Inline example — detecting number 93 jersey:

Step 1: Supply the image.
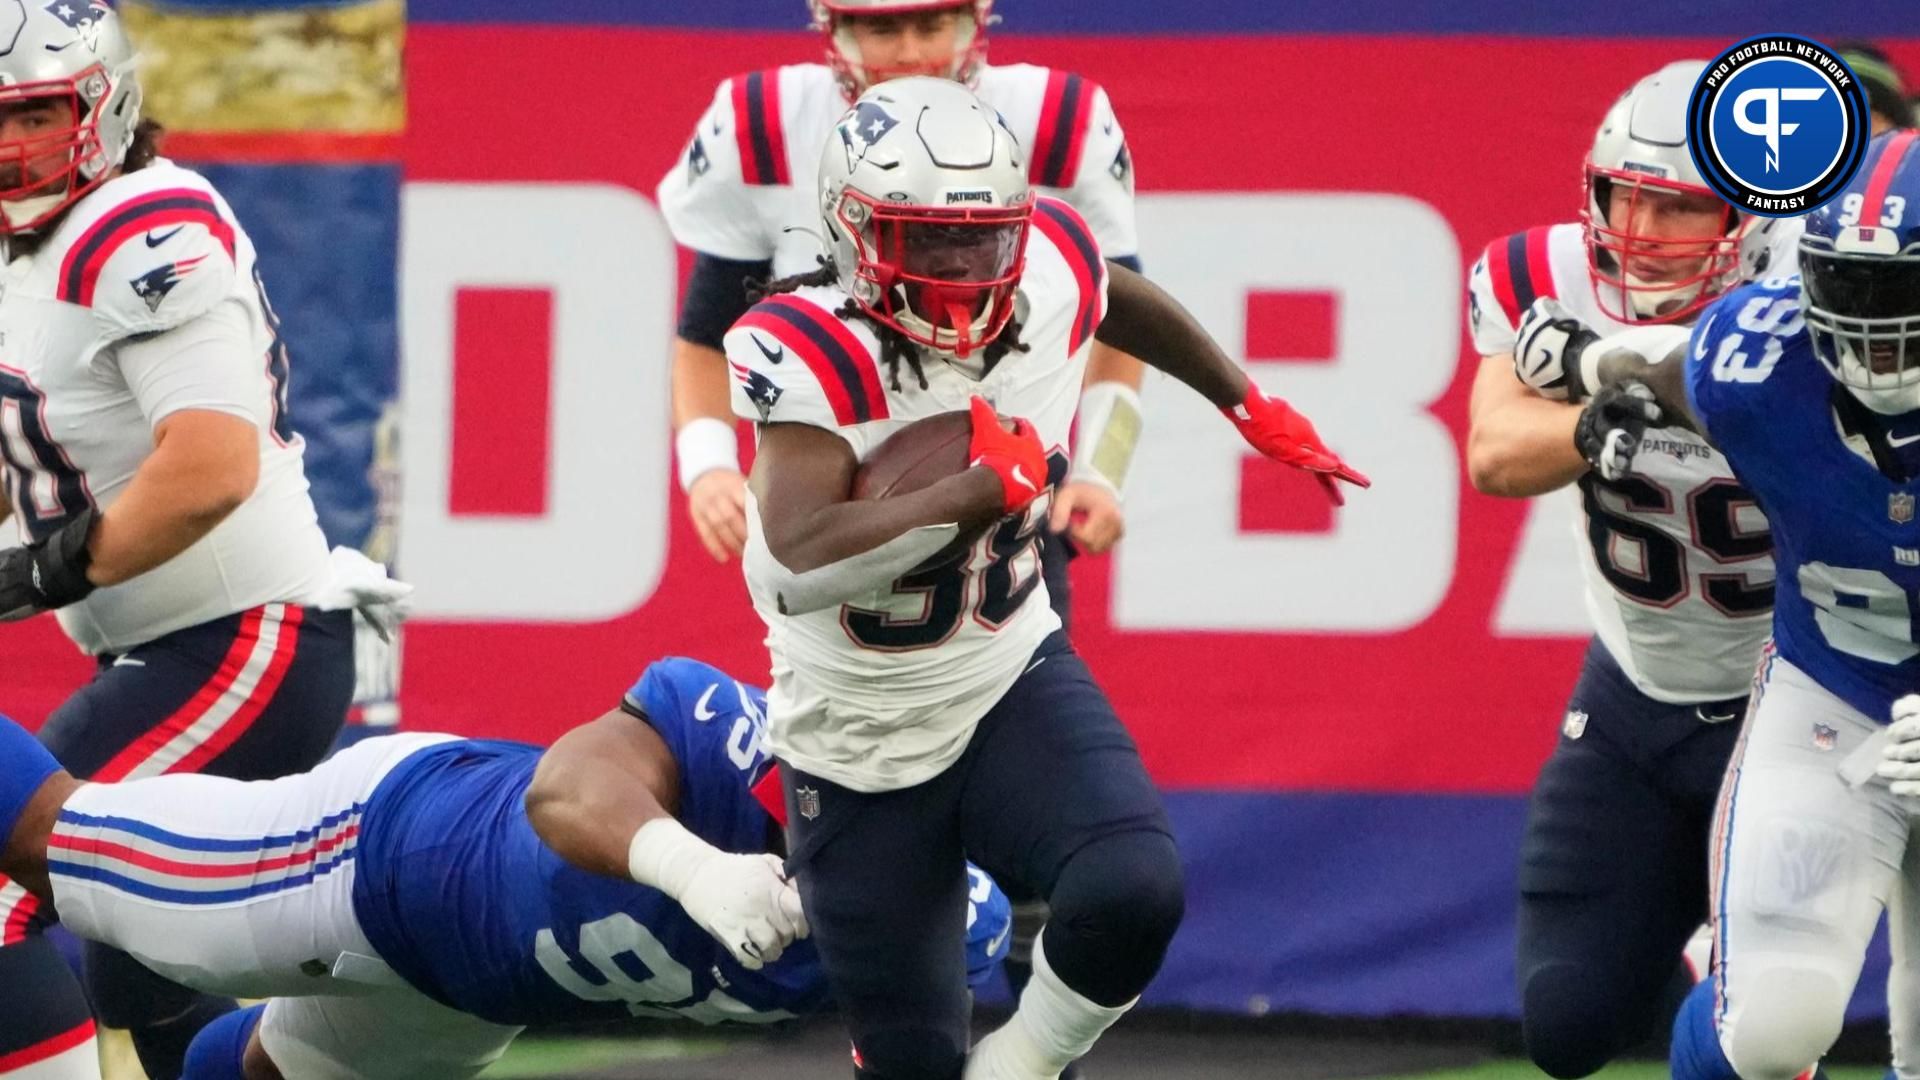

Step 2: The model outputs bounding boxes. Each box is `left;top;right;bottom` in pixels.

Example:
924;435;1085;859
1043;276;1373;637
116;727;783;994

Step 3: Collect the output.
1688;277;1920;724
1468;222;1780;702
724;198;1106;793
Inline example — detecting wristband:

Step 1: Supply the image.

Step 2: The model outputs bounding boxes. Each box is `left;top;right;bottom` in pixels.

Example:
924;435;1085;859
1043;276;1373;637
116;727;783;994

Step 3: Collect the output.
675;418;741;493
626;816;710;898
1070;381;1143;498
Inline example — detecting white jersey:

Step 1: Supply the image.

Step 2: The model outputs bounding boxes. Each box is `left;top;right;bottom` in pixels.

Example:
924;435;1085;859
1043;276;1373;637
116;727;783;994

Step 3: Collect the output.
1467;221;1794;702
726;198;1107;792
0;161;330;655
659;61;1137;275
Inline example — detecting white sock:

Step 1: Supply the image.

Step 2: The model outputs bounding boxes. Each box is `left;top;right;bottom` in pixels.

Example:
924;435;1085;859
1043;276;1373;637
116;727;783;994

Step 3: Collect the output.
965;930;1133;1080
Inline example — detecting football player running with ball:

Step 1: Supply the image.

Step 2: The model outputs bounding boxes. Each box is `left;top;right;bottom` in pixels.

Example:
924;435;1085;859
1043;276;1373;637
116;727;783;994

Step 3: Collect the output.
1465;60;1798;1078
723;77;1365;1080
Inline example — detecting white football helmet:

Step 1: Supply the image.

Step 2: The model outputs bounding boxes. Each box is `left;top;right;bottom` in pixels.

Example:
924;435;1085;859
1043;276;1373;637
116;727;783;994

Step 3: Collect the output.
809;0;993;99
0;0;142;233
1584;60;1751;323
818;76;1032;358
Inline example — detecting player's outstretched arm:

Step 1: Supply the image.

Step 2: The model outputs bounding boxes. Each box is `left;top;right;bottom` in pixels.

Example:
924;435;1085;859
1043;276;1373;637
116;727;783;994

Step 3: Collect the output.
1514;298;1701;434
526;709;807;970
745;417;1013;615
1094;261;1368;503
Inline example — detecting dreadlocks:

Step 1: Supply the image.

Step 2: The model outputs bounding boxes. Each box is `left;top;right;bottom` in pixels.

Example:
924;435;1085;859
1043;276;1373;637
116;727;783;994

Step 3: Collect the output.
751;257;1032;393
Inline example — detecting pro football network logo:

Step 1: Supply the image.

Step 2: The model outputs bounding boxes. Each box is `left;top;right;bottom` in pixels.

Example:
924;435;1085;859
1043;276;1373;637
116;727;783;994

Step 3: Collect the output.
1686;35;1869;217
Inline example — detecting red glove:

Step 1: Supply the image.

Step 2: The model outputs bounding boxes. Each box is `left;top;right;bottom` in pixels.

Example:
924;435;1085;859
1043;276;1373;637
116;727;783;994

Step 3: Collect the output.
1224;390;1371;506
969;396;1049;514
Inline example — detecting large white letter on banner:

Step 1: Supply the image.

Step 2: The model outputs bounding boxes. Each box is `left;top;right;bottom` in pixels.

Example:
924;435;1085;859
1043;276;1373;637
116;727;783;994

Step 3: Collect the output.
401;183;673;620
1114;193;1459;632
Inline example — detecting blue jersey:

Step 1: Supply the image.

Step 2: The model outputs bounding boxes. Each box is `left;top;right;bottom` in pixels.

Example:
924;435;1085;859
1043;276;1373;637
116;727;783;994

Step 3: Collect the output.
1687;277;1920;723
351;658;819;1025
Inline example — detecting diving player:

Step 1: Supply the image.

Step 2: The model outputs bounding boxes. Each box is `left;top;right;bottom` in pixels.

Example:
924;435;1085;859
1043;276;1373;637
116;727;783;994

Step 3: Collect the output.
725;77;1365;1080
0;656;1013;1080
1465;60;1794;1077
1512;129;1920;1080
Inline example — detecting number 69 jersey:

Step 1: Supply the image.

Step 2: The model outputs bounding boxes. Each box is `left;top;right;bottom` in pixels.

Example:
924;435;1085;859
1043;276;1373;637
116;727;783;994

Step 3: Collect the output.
1468;222;1778;703
0;161;329;655
1687;278;1920;723
724;198;1106;794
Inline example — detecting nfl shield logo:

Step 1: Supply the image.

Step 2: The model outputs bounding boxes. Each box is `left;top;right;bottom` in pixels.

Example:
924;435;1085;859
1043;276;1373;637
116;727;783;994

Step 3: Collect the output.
1812;723;1838;752
1892;492;1915;524
1562;710;1588;740
795;786;822;821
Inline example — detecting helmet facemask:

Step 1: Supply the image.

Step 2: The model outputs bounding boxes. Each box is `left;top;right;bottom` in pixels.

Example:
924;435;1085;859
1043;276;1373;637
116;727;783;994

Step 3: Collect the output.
833;185;1029;359
0;64;125;234
814;0;987;98
1584;165;1747;323
1801;239;1920;415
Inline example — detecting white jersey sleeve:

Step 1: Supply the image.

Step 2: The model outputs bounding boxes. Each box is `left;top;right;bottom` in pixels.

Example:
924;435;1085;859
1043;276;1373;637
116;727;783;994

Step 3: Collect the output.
108;300;270;430
77;196;240;344
657;74;779;261
1466;227;1567;358
1027;197;1112;360
723;287;891;458
1026;73;1138;262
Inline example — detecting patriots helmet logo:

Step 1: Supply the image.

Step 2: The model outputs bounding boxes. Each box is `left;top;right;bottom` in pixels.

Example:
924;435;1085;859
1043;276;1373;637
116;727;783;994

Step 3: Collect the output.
837;101;898;171
45;1;107;30
129;255;206;314
729;356;784;422
687;135;711;179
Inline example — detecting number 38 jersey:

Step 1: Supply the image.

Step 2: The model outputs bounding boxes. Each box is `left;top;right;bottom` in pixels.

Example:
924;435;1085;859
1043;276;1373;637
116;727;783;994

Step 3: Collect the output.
0;161;329;655
1468;222;1779;702
1688;278;1920;723
724;198;1107;793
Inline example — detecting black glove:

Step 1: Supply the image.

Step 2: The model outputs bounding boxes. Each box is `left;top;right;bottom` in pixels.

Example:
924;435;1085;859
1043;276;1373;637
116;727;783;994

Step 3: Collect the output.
0;508;97;621
1574;383;1663;482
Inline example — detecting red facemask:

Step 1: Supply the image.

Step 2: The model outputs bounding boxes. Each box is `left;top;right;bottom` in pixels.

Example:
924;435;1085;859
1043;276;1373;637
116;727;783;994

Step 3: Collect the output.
838;187;1031;357
1583;165;1746;323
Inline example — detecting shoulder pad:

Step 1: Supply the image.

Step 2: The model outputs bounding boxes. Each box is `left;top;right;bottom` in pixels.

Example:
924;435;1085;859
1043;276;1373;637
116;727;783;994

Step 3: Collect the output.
1477;226;1560;329
1027;70;1106;190
1030;197;1108;355
729;69;793;188
58;179;237;335
727;292;890;428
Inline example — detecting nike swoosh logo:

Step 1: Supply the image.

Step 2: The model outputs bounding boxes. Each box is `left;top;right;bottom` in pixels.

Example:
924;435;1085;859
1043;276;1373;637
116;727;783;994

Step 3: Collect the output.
1009;465;1037;493
752;335;784;365
1890;432;1920;449
145;227;184;248
693;683;719;721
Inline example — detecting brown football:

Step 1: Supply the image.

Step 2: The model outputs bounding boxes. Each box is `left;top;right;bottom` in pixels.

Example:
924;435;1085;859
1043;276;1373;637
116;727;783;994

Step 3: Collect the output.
851;410;997;500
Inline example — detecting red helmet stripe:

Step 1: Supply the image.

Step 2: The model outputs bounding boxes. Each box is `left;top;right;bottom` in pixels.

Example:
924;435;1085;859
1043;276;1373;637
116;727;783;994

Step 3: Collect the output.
1034;198;1103;352
1860;129;1919;231
731;71;791;187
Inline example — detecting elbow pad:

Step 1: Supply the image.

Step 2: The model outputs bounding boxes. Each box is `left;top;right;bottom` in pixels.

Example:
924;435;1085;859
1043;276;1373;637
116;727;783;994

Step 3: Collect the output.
746;519;964;616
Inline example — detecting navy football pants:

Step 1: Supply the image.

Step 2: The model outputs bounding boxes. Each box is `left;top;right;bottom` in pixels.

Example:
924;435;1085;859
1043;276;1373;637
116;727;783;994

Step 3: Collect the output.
782;632;1183;1080
1516;638;1746;1078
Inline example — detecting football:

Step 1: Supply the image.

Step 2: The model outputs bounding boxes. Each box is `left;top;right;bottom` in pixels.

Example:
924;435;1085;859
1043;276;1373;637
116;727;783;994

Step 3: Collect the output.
851;410;997;500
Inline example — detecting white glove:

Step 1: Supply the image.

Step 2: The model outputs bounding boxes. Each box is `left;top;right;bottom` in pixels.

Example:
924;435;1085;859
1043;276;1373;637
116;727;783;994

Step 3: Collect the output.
313;547;413;642
627;818;808;970
1877;695;1920;796
1513;298;1600;401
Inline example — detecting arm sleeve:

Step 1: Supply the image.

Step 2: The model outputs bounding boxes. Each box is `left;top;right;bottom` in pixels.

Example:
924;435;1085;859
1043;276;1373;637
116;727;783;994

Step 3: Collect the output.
1056;83;1139;263
656;78;777;262
677;253;774;351
107;299;270;430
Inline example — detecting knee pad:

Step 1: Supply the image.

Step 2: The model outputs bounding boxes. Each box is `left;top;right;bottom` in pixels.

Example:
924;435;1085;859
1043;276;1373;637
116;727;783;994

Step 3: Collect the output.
182;1004;264;1080
1723;967;1847;1080
1043;830;1185;1005
1520;960;1622;1079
